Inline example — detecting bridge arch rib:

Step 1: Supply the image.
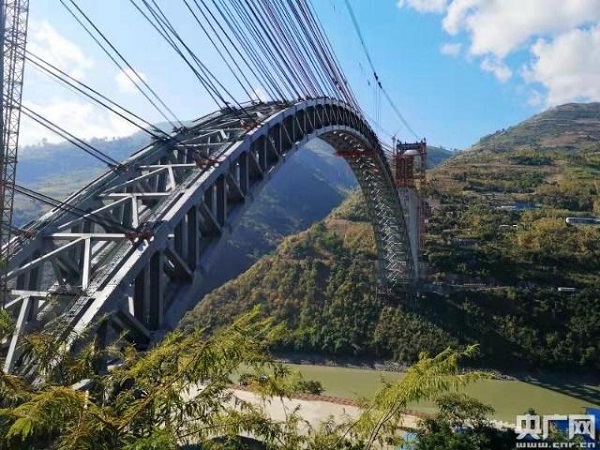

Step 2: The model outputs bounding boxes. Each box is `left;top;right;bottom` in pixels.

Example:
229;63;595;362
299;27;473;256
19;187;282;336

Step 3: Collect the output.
2;98;415;373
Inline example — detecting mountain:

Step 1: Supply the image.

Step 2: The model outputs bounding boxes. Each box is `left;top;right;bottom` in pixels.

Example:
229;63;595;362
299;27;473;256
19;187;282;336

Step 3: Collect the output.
427;145;454;167
182;103;600;371
434;103;600;211
181;192;457;362
467;102;600;155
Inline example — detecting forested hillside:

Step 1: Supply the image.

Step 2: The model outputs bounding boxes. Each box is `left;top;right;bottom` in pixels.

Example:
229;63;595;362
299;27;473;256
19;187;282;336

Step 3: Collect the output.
181;193;457;363
183;103;600;371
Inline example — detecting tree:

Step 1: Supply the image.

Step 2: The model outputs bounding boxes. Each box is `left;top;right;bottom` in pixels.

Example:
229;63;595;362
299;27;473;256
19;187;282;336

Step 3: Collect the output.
346;347;485;449
0;310;484;449
1;310;291;449
436;393;494;428
414;393;515;450
293;379;324;395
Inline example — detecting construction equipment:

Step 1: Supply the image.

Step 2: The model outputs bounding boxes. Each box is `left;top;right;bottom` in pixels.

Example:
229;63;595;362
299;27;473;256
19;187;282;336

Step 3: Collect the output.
0;0;30;307
392;139;428;279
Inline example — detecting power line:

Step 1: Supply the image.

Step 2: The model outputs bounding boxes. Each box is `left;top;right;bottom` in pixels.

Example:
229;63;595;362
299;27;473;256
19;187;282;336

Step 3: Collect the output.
342;0;420;140
26;52;167;141
60;0;183;128
20;104;123;168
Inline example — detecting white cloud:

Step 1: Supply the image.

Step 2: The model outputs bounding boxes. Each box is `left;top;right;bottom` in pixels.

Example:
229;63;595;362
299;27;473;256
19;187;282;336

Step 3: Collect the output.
527;90;545;107
443;0;480;34
524;26;600;105
399;0;600;105
22;23;139;147
442;0;600;58
397;0;448;13
480;56;512;82
440;42;461;56
116;68;148;94
20;99;138;147
28;21;94;80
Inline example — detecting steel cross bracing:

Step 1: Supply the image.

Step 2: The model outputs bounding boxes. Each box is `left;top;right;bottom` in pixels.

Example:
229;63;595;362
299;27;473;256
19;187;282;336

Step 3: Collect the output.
0;0;29;306
1;97;416;374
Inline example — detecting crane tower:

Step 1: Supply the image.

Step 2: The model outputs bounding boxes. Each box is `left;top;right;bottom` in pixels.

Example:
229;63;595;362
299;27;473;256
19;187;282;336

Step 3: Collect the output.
0;0;29;306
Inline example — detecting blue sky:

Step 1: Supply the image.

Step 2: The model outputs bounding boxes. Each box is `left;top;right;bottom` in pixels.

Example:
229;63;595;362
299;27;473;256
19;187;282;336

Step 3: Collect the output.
23;1;600;150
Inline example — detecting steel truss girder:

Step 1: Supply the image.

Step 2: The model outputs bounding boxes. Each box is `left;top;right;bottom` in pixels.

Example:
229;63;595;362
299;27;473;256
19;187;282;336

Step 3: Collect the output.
1;98;416;374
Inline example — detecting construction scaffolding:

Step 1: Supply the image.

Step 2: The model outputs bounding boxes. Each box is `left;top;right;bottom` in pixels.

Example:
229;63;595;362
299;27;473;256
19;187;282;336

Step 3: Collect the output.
392;139;427;278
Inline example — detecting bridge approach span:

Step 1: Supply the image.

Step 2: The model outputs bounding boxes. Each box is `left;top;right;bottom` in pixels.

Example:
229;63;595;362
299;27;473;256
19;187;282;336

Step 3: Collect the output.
2;98;415;373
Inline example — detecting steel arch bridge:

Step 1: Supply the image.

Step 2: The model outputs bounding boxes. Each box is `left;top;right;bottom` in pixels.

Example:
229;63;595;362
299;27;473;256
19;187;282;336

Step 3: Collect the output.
2;97;416;373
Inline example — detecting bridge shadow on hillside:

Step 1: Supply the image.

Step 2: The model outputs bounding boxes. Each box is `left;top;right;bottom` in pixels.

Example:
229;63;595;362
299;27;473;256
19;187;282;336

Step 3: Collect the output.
522;373;600;407
410;294;526;368
409;295;600;407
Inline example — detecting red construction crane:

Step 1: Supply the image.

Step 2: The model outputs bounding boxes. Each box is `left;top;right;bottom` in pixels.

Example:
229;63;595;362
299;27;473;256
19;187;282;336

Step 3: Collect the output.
0;0;30;306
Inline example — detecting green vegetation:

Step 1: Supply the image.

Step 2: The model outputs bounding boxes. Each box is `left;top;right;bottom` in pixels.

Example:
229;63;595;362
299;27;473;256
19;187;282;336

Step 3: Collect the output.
0;309;484;449
414;394;515;450
8;102;600;448
184;184;600;372
471;103;600;154
183;103;600;378
182;203;455;363
191;143;450;300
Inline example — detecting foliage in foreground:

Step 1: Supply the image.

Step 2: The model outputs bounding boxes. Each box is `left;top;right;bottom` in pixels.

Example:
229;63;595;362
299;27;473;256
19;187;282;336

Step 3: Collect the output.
0;310;484;449
414;393;516;450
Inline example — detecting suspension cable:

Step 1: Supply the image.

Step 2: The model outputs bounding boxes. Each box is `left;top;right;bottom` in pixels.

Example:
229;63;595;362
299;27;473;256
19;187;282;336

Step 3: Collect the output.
26;52;167;141
181;0;257;101
21;105;123;168
229;0;299;100
342;0;419;139
210;0;285;101
129;0;225;108
60;0;183;128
